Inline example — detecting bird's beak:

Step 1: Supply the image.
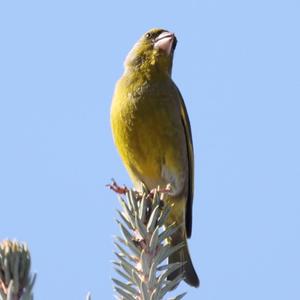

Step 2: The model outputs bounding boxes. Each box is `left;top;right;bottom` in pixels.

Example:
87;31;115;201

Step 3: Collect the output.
154;31;177;55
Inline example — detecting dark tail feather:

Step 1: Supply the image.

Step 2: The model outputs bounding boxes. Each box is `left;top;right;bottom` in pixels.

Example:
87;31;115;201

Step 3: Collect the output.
167;232;200;288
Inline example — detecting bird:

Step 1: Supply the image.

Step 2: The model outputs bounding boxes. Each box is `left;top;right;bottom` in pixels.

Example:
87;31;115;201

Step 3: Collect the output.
110;28;199;287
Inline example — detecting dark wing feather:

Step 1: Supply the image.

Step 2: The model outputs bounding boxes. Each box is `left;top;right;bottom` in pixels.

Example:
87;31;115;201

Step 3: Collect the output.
176;86;194;238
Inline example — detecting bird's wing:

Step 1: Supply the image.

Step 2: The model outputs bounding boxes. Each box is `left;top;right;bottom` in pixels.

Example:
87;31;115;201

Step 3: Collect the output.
176;87;194;238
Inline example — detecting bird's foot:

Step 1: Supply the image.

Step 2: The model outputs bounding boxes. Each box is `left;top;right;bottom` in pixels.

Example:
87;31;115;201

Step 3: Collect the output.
149;184;172;197
106;179;129;195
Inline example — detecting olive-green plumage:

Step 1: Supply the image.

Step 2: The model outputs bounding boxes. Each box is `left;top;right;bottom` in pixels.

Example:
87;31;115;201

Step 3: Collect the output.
111;28;199;287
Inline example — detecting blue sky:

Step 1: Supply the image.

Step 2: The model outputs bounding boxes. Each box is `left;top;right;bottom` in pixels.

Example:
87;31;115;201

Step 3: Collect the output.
1;1;300;299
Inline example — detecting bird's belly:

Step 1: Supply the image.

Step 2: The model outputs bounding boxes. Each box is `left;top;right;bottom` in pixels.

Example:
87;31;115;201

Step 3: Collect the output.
123;115;166;187
112;100;185;192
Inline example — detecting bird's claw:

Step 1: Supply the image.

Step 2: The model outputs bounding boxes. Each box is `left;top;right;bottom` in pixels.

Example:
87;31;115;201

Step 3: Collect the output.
106;179;129;195
149;185;172;197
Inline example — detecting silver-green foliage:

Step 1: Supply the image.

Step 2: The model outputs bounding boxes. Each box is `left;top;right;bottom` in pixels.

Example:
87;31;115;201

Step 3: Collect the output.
113;185;186;300
0;240;36;300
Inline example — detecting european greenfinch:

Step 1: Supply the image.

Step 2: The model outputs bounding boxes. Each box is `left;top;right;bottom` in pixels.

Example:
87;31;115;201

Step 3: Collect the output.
110;28;199;287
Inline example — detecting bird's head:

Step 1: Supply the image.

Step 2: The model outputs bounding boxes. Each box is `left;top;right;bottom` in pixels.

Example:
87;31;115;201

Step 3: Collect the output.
124;28;177;76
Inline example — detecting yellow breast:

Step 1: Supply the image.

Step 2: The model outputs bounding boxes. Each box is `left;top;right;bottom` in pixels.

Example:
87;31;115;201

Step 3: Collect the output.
110;72;187;191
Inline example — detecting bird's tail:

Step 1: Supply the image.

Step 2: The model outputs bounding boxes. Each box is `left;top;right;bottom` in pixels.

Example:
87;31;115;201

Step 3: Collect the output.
167;229;200;288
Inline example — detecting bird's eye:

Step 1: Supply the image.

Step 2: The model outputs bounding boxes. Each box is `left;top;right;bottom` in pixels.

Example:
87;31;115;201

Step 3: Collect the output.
145;32;151;39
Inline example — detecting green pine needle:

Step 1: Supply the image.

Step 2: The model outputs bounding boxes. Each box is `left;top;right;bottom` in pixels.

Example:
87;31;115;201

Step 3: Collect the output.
113;186;186;300
0;240;35;300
